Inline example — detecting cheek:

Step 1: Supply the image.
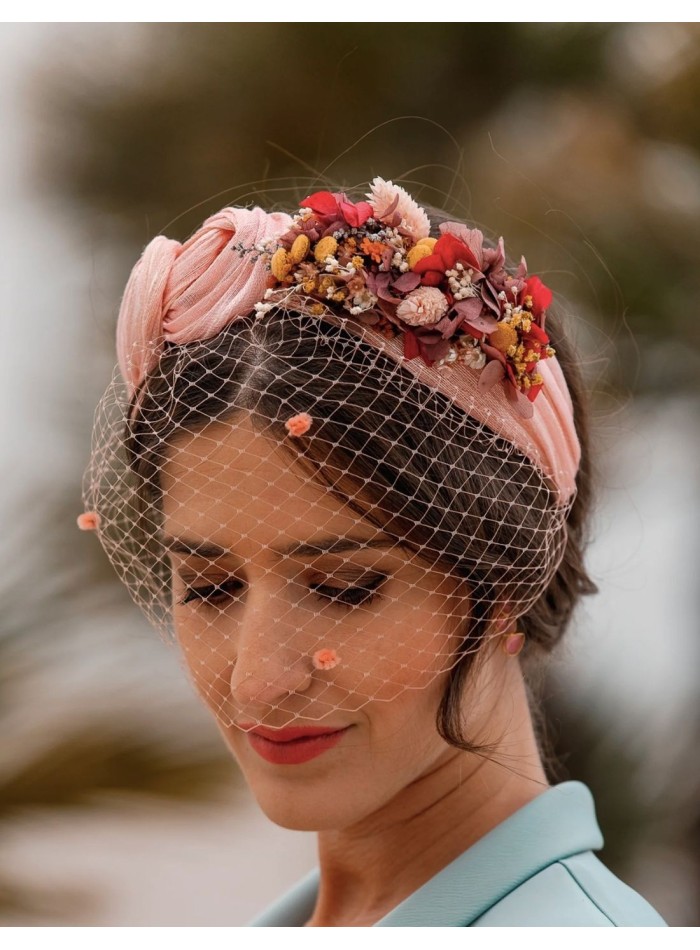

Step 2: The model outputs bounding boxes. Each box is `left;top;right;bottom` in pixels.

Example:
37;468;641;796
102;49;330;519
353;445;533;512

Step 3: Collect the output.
172;581;468;717
342;587;466;703
174;611;235;711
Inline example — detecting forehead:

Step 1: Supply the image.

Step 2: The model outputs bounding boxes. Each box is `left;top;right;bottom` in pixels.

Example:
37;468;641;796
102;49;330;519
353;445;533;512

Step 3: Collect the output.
160;413;370;550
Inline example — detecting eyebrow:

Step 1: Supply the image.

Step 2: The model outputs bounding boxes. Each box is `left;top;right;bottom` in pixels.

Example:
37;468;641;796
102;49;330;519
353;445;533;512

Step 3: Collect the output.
157;532;398;561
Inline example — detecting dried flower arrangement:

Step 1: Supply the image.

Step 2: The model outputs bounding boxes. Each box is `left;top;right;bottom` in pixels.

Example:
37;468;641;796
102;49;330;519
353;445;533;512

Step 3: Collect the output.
239;178;556;404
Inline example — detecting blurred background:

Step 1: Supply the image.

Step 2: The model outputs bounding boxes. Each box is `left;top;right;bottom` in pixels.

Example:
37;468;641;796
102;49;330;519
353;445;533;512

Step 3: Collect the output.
1;21;698;926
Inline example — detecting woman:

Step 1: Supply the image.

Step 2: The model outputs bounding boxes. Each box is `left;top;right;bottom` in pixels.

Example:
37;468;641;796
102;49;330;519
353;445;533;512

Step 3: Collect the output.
80;178;668;927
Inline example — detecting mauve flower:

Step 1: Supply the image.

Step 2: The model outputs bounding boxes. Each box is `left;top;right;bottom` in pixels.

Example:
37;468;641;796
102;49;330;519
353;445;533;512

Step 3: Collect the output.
366;177;431;240
396;287;449;326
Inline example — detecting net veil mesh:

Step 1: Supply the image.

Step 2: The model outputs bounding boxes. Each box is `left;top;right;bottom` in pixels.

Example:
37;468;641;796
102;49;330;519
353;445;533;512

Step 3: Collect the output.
83;302;575;734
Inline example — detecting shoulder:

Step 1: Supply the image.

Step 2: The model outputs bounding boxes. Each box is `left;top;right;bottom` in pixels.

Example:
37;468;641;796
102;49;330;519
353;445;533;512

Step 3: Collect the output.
471;851;668;927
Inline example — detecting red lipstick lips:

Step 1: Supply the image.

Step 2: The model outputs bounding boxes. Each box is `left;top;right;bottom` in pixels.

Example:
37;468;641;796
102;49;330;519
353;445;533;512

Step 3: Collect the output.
237;722;351;765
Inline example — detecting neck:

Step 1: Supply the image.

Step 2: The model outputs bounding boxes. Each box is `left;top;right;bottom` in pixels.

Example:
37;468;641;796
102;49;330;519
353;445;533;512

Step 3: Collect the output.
305;663;549;927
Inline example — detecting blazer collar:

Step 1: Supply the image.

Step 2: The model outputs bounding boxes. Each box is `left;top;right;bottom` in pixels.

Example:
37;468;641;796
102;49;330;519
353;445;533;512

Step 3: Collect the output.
248;780;604;927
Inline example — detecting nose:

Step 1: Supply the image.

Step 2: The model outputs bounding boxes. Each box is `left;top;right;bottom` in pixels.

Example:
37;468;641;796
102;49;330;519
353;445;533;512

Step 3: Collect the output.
228;588;314;714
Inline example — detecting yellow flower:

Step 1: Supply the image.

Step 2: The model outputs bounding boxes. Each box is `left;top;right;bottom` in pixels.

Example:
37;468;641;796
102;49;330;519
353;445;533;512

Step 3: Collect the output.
289;234;311;264
318;276;335;296
489;321;519;354
407;244;433;269
314;236;339;262
270;247;291;280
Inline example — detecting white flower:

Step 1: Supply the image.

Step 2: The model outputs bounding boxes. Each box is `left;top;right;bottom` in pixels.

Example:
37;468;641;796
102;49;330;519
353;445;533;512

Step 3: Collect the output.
396;287;448;326
459;343;487;369
366;177;431;241
253;301;274;318
348;287;378;313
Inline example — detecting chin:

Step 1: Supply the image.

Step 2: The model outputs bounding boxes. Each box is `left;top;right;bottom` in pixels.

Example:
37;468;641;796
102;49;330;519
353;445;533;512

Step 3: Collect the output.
250;781;356;831
223;725;386;829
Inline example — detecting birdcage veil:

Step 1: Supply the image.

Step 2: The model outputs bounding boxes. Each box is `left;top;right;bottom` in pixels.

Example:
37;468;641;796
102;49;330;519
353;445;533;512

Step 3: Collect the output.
80;179;580;733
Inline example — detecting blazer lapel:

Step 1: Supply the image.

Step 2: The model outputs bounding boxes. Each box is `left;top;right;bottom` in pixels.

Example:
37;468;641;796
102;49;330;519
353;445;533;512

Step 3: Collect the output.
374;781;603;926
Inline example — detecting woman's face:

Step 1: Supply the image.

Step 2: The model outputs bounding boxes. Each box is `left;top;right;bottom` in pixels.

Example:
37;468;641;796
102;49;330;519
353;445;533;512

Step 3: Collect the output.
159;414;481;831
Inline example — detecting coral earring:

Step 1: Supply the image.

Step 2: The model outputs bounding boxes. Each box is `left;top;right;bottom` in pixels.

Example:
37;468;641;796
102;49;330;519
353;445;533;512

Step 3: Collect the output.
502;632;525;656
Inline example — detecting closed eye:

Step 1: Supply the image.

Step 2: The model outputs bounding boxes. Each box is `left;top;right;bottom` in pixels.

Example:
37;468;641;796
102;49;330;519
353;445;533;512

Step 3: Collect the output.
177;574;387;610
178;578;243;607
310;575;386;609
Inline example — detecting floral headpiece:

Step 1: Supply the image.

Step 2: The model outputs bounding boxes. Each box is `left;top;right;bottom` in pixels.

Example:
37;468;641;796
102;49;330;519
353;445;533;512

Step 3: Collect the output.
245;178;556;405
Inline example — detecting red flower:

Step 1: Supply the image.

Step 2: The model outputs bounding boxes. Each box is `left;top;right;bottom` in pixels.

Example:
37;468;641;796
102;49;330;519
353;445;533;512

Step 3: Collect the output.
526;380;545;402
412;233;482;286
338;198;373;228
300;191;338;217
520;322;552;402
521;322;551;371
522;275;552;318
481;323;551;404
300;190;373;229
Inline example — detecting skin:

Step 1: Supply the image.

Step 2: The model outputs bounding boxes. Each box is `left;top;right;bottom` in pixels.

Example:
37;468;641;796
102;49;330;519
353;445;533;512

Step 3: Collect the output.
160;414;550;927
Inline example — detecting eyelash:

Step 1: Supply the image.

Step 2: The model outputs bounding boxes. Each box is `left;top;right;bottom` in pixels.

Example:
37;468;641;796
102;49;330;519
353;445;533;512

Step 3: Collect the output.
177;575;387;611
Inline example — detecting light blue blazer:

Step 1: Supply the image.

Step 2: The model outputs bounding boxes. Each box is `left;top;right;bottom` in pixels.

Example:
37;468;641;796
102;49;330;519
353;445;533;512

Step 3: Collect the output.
247;781;667;926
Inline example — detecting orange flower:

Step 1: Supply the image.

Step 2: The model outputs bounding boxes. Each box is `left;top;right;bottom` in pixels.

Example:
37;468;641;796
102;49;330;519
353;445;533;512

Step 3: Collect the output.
77;511;101;531
360;237;391;263
313;648;340;671
285;411;313;437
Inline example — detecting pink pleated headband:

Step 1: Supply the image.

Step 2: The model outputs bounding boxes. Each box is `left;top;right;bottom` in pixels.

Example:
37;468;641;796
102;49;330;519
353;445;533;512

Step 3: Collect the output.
116;180;581;504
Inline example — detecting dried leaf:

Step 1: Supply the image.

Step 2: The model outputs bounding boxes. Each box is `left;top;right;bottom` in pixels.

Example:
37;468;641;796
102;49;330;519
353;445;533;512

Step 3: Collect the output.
477;358;505;392
392;271;421;293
